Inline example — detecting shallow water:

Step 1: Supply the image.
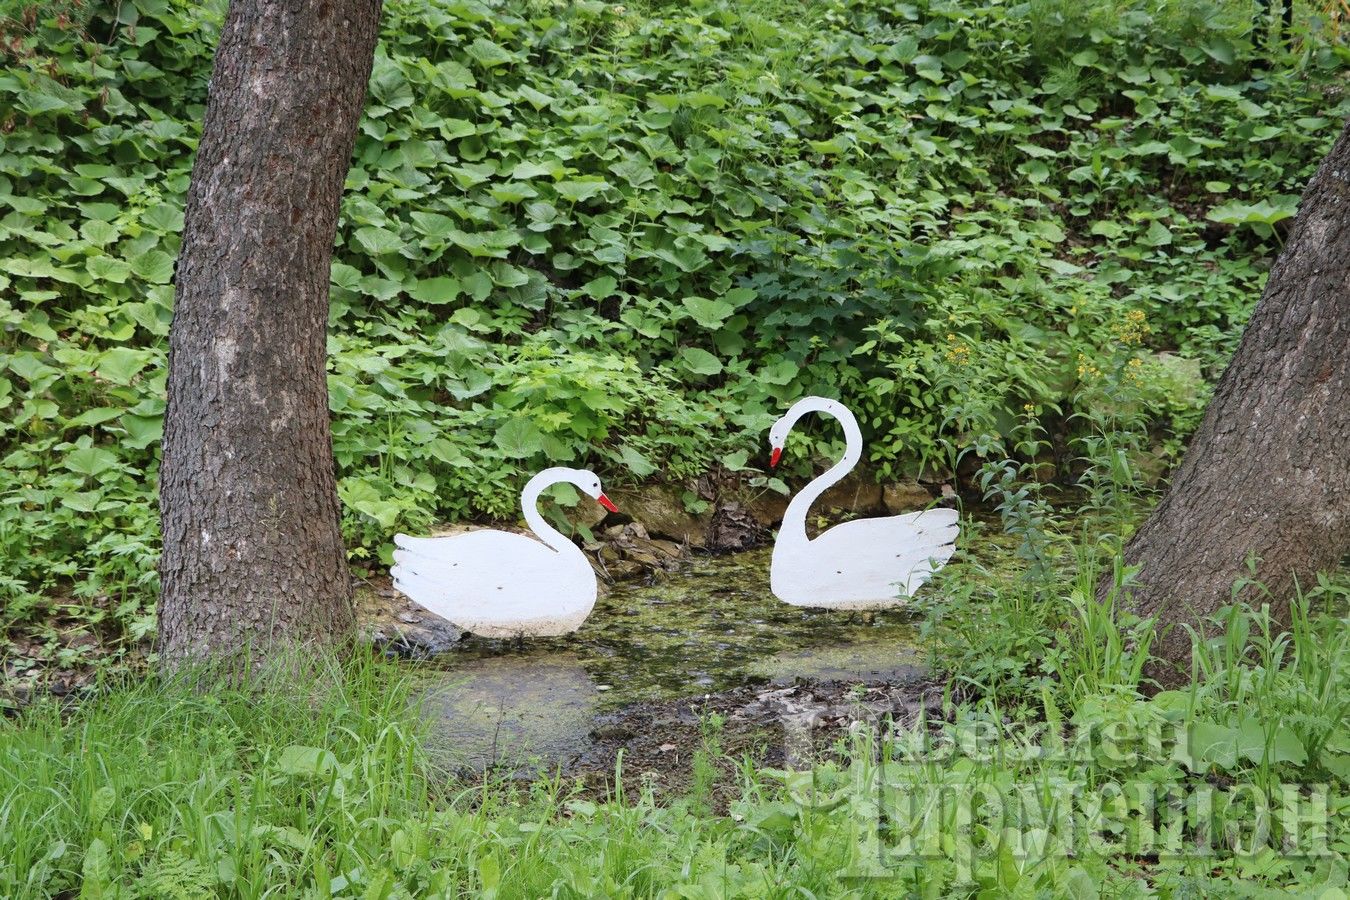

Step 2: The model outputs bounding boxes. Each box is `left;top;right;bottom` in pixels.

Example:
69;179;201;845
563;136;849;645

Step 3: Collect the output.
415;546;931;769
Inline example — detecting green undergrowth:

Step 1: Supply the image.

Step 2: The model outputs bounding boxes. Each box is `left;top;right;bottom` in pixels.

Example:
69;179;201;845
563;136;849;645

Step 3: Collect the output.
2;0;1347;663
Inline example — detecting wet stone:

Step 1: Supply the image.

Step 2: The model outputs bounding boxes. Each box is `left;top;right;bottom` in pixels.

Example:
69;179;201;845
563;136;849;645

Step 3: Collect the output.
357;584;466;657
609;484;710;548
882;480;933;514
707;502;763;552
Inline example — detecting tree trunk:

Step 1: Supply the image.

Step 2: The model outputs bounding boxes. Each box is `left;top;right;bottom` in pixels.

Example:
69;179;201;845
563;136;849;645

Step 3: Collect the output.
1113;121;1350;683
158;0;382;667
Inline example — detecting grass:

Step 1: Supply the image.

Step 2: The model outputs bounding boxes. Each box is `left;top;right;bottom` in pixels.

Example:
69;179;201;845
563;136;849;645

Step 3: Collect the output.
0;655;845;897
2;549;1346;897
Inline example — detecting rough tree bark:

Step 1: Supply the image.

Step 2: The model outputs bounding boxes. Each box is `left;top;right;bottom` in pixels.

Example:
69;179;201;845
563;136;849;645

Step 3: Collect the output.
158;0;382;667
1112;121;1350;682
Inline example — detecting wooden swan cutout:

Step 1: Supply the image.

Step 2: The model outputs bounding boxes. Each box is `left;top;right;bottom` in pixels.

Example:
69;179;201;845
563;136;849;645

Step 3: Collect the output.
391;467;618;637
768;397;958;609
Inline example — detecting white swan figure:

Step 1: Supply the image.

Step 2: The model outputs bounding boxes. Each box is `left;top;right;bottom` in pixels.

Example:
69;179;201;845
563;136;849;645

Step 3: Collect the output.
768;397;958;609
391;467;618;638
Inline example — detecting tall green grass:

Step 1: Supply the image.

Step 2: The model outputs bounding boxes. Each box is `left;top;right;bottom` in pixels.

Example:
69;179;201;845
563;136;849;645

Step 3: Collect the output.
0;656;848;897
0;657;429;896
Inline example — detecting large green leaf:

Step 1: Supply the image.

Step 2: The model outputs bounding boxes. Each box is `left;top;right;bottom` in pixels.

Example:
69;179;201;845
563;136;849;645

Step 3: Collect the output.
97;348;153;385
618;444;657;477
409;276;462;305
86;256;132;283
63;446;119;477
679;348;723;376
1208;197;1299;227
353;226;403;256
129;249;175;284
682;296;734;328
494;418;546;458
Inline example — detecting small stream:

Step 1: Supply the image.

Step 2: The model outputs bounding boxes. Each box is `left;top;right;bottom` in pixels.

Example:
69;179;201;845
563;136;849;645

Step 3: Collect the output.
414;546;932;770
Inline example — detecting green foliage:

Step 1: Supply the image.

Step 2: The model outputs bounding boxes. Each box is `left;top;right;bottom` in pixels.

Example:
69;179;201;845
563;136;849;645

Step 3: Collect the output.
1181;580;1350;786
2;0;1347;664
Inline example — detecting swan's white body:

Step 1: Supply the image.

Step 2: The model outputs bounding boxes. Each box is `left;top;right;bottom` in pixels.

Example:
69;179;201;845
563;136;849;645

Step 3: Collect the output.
769;397;958;609
391;467;615;638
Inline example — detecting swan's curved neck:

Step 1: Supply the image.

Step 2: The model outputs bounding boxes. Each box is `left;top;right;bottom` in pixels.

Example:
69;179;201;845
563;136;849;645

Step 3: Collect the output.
521;469;581;555
780;403;863;545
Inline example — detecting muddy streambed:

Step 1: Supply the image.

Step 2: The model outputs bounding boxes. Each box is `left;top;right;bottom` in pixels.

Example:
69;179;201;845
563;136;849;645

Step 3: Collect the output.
408;546;940;780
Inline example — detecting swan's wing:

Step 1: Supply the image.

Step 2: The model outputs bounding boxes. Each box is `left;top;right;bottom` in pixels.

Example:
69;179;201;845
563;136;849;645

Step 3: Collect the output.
886;506;959;534
812;509;959;597
391;532;548;609
824;509;959;551
392;531;548;581
885;509;959;594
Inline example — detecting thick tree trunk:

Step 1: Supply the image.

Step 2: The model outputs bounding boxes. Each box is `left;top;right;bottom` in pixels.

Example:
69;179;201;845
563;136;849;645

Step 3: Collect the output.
158;0;382;667
1113;121;1350;683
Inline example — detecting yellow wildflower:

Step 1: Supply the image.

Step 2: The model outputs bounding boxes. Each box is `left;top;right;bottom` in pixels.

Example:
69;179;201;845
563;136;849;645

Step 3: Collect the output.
1111;309;1152;346
944;338;970;366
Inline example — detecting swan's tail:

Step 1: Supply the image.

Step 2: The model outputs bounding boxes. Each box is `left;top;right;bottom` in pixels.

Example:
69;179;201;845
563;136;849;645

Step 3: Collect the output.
389;534;465;613
896;508;959;595
392;533;447;554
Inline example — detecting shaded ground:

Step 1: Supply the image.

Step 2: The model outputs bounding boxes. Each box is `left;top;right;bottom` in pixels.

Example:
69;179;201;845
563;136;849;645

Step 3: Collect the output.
565;675;950;807
423;669;949;810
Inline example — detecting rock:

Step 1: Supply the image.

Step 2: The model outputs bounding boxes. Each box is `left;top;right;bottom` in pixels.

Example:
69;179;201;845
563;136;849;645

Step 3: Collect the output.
648;538;683;559
595;522;686;577
606;521;644;541
742;490;789;527
590;721;634;741
707;502;764;553
609;484;709;548
571;497;612;533
356;583;466;657
593;546;644;581
882;480;931;514
626;547;662;568
818;472;884;515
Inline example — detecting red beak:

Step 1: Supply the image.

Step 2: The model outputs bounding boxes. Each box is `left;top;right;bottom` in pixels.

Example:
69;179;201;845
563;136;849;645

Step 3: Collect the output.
597;493;619;513
770;447;782;468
